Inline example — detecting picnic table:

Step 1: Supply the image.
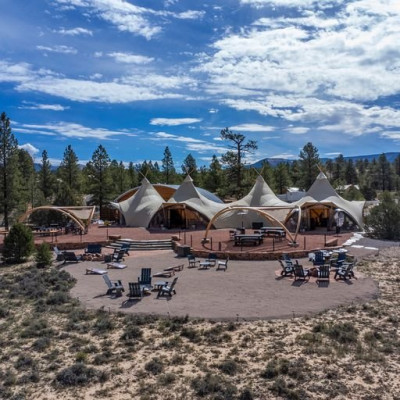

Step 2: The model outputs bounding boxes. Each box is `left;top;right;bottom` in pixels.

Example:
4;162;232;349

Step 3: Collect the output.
234;234;263;246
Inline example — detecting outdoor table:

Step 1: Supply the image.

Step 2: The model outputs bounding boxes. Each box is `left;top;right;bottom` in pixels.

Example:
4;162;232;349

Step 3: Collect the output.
234;234;264;246
199;261;212;269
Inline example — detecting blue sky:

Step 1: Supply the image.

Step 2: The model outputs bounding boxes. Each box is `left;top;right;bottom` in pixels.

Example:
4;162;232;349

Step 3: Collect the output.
1;0;400;168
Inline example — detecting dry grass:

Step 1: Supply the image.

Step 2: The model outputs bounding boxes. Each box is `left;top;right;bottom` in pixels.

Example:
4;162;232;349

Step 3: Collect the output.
0;248;399;399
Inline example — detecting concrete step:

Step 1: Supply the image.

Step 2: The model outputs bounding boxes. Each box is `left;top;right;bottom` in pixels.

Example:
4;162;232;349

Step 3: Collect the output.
106;238;173;251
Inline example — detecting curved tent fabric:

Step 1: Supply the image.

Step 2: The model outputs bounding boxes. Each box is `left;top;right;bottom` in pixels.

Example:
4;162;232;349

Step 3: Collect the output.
214;176;291;228
232;175;290;207
294;172;365;228
167;175;225;221
117;178;164;227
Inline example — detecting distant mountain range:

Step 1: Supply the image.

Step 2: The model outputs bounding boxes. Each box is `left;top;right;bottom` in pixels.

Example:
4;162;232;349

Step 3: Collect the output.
251;152;400;168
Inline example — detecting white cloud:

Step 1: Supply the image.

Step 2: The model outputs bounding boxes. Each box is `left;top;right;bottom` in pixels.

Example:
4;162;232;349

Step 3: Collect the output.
230;123;274;132
17;122;134;140
36;45;77;54
18;143;40;156
19;103;69;111
150;118;202;126
152;132;204;143
57;27;93;36
286;126;309;134
108;52;154;64
175;10;205;20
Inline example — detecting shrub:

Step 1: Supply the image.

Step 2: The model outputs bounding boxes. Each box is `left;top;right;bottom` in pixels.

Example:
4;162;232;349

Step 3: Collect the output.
35;242;52;268
55;363;100;386
218;359;240;376
191;373;237;398
3;223;35;263
144;358;164;375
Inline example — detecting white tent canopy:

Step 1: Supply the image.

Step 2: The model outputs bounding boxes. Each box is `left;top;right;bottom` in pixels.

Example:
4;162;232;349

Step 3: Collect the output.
114;178;164;227
294;172;365;228
167;175;224;221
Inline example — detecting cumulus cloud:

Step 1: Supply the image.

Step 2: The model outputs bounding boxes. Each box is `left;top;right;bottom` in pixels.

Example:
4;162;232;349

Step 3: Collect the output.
150;118;202;126
18;143;40;156
16;122;134;140
36;45;77;54
57;27;93;36
230;123;275;132
198;0;400;138
19;103;69;111
108;52;154;64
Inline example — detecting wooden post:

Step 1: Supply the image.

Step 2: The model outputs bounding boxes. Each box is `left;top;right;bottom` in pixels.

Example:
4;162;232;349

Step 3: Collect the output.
304;236;306;249
190;235;193;247
273;238;275;252
219;241;221;251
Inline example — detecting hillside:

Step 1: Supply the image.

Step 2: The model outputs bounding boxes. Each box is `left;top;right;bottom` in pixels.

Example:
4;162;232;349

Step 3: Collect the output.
252;152;400;168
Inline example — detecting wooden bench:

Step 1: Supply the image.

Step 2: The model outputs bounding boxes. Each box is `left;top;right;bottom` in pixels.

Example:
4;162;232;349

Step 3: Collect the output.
325;238;338;247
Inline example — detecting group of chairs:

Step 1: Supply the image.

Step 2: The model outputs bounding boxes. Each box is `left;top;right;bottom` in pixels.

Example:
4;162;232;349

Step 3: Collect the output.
102;267;178;300
279;252;356;283
187;254;228;271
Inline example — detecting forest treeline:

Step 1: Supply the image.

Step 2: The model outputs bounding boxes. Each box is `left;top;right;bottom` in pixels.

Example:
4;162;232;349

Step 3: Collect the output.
1;113;399;224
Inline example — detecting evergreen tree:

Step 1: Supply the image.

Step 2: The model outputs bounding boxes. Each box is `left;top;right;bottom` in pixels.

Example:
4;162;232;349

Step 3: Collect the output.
289;160;301;187
3;222;35;263
332;154;346;182
85;145;112;219
109;160;129;197
204;155;223;194
220;127;257;198
127;161;138;188
16;148;35;211
56;145;82;205
298;142;320;190
274;163;291;194
376;153;394;191
260;161;275;191
344;159;358;184
0;112;20;228
161;146;176;184
365;191;400;240
38;150;55;201
181;153;198;184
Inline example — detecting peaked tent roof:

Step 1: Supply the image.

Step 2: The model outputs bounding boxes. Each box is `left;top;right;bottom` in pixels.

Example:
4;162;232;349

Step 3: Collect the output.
214;175;293;228
115;178;164;227
232;175;290;207
294;172;365;228
167;175;224;221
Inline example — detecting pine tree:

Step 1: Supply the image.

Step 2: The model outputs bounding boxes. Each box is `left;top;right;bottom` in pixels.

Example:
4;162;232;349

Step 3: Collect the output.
161;146;176;184
85;145;112;219
220;127;257;198
298;142;320;190
274;163;291;194
38;150;55;201
205;155;223;194
181;153;198;184
0;112;20;228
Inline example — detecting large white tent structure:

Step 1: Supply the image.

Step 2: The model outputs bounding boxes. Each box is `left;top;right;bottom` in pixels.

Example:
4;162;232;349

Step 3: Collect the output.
293;171;365;230
213;176;293;229
113;178;164;227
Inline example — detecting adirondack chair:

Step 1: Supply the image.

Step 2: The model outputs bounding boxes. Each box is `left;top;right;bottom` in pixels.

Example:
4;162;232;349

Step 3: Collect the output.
334;263;355;281
279;259;294;276
316;265;330;284
187;254;199;268
53;246;65;262
85;244;102;254
216;258;229;271
157;277;178;298
138;268;152;291
120;243;131;256
293;264;310;281
112;249;126;263
103;274;124;296
313;251;325;266
62;251;82;264
330;252;347;269
206;253;218;266
127;282;142;299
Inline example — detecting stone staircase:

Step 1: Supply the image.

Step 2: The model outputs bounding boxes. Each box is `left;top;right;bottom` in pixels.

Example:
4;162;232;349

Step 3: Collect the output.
107;238;173;251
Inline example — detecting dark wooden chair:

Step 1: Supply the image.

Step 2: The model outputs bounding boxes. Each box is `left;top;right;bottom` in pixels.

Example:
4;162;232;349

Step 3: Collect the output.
138;268;152;291
293;264;310;281
279;259;294;276
62;251;81;264
187;254;199;268
313;251;325;266
85;244;102;254
157;277;178;298
103;274;124;296
316;265;330;284
112;249;126;263
334;263;355;281
127;282;142;299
